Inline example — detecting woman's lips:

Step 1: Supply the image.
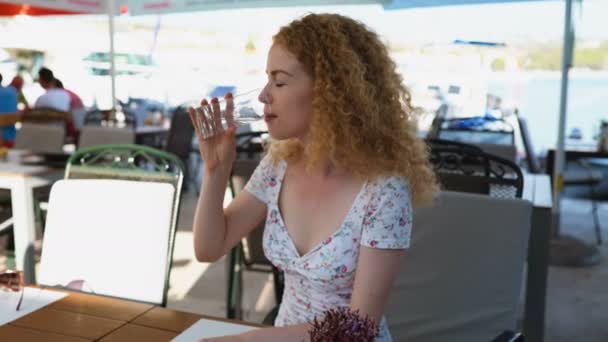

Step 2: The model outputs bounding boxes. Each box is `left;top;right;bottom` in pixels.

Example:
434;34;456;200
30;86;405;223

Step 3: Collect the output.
264;113;277;123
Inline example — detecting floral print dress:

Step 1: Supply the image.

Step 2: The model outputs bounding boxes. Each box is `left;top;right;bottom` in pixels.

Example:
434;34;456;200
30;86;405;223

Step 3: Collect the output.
244;155;412;342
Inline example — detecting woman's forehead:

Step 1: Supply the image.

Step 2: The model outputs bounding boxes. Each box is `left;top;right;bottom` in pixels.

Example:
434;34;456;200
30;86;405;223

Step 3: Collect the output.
266;45;304;75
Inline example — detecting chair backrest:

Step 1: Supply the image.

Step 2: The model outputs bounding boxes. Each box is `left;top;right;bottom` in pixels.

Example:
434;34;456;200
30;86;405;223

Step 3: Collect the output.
63;144;184;305
385;191;532;342
14;123;65;153
39;179;175;305
516;116;541;173
164;106;194;160
430;145;524;199
229;132;269;267
476;143;518;163
78;125;135;149
21;108;73;125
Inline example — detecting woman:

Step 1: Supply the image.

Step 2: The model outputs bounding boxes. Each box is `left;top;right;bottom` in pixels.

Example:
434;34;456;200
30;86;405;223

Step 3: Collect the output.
189;13;438;342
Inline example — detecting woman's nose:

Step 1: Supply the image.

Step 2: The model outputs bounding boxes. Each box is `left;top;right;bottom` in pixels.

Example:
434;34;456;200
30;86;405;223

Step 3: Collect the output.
258;86;271;104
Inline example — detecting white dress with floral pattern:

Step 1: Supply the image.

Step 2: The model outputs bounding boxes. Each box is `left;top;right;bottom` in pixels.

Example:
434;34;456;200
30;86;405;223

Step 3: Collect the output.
244;155;412;342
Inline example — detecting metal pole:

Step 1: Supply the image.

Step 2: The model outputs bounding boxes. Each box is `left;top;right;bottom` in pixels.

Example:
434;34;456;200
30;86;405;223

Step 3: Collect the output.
107;0;117;111
552;0;574;238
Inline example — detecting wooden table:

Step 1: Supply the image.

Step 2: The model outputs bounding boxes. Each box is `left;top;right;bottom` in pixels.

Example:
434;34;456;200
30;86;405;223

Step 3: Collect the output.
522;173;553;342
545;148;608;181
0;288;262;341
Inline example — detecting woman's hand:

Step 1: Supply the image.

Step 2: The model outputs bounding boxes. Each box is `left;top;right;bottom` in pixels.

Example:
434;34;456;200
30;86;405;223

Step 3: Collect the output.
188;94;237;173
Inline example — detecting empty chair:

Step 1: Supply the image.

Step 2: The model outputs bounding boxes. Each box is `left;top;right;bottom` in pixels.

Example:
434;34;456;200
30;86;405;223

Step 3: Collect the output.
78;125;135;149
164;106;195;190
476;143;518;163
14;123;65;153
385;191;532;342
225;131;283;322
429;145;524;199
39;179;175;305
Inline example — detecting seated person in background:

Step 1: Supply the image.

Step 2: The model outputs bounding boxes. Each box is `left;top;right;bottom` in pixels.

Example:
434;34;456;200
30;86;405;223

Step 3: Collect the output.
55;79;86;130
0;72;18;147
9;75;29;112
34;67;70;112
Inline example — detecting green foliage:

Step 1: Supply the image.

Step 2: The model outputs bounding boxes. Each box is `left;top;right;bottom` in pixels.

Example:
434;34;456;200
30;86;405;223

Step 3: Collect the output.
491;57;506;71
525;42;608;70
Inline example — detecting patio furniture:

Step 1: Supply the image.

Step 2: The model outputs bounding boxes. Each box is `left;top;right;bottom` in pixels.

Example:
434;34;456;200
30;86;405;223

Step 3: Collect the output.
519;113;602;270
429;144;524;199
20;108;76;143
476;143;518;163
14;123;65;154
38;144;184;306
385;191;532;342
225;131;283;322
77;125;135;149
0;285;263;341
163;106;195;191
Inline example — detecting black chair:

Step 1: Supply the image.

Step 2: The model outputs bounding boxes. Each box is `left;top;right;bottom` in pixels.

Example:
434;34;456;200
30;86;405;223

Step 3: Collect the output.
429;144;524;199
225;131;284;324
163;106;195;192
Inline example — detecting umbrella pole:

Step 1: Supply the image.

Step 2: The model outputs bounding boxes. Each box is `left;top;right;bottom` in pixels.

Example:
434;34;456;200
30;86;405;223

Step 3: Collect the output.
550;0;601;267
107;0;117;112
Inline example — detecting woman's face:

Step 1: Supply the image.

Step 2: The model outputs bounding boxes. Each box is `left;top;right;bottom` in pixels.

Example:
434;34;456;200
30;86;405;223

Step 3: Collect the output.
258;44;314;141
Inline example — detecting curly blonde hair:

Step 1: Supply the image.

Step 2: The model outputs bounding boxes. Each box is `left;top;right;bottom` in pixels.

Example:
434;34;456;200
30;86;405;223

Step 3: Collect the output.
269;13;438;207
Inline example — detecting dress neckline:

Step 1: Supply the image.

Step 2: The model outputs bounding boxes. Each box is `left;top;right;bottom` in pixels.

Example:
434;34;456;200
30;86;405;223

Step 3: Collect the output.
272;160;368;259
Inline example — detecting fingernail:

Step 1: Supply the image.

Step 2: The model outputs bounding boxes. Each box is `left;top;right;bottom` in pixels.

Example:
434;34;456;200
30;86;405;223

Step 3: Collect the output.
211;97;219;104
201;99;208;105
225;92;233;99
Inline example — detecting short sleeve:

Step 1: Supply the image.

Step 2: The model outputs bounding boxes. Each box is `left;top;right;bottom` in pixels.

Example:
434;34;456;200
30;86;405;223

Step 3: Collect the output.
243;154;276;205
360;177;413;250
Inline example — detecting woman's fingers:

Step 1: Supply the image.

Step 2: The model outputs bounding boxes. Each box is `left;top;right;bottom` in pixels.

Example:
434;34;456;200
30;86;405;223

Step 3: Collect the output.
188;107;201;134
199;99;213;139
210;97;224;134
224;92;236;128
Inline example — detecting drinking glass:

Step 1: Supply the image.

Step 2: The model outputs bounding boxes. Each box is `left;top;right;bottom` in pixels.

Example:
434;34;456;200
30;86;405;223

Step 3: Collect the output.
192;88;264;139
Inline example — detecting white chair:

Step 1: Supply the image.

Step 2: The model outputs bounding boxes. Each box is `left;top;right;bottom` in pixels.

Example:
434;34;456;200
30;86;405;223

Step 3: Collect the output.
385;191;532;342
14;123;65;153
39;179;175;305
78;126;135;149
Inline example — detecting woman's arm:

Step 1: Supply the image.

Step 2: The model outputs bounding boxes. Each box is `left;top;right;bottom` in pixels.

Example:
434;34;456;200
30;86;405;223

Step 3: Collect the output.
189;96;267;263
350;246;406;322
193;170;267;262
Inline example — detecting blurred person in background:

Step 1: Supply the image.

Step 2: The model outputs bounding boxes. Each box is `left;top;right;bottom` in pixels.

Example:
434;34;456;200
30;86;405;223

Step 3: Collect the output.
34;67;70;112
0;72;18;147
55;78;86;130
9;75;29;112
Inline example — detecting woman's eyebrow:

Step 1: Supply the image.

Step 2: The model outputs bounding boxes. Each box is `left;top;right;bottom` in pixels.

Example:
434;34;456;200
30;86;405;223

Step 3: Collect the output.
268;69;295;77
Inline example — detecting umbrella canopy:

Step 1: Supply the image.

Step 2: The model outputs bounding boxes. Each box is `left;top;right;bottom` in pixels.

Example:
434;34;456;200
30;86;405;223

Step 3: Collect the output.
0;2;85;15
